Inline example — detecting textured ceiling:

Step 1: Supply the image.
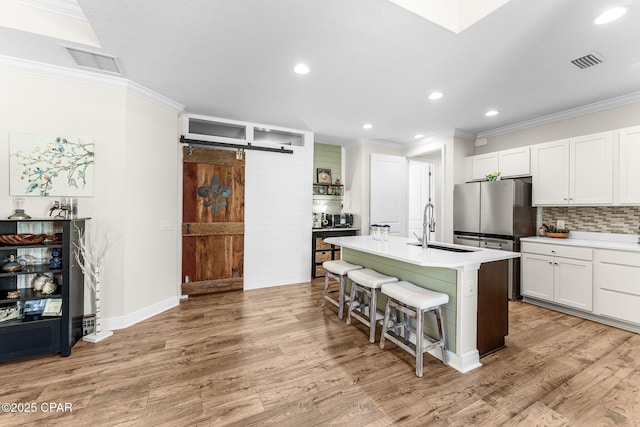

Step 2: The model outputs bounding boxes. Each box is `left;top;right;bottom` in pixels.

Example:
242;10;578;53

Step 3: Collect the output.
2;0;640;145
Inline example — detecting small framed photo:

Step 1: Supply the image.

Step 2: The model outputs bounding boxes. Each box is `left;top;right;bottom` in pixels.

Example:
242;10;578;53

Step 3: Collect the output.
317;168;332;184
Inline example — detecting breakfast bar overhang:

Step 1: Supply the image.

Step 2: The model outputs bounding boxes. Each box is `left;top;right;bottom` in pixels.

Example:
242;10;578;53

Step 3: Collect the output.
324;235;521;373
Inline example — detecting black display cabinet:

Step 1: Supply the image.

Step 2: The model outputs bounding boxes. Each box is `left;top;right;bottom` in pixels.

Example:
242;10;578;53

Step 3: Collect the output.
0;219;86;362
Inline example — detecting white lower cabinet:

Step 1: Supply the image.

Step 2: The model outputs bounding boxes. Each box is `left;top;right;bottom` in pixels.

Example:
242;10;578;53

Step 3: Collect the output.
521;242;593;312
522;240;640;332
521;253;554;301
594;249;640;324
554;257;593;311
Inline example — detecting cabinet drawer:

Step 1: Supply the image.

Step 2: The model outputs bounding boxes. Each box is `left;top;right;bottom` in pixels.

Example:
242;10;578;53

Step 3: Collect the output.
316;251;332;262
596;249;640;266
597;288;640;324
316;238;331;250
595;261;640;296
521;242;592;261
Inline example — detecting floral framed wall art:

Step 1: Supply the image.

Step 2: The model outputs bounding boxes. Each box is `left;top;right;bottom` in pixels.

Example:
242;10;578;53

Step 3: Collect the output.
9;132;95;197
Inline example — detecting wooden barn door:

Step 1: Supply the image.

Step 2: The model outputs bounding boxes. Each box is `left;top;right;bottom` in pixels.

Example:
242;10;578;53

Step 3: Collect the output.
182;147;244;295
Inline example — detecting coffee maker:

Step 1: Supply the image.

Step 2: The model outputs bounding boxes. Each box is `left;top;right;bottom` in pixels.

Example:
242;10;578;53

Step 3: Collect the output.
344;213;354;227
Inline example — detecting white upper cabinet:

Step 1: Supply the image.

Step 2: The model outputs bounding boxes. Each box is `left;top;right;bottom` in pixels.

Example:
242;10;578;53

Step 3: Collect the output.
499;146;530;177
464;147;530;182
466;153;499;181
570;132;613;205
182;113;309;148
531;139;570;205
531;132;613;206
615;125;640;204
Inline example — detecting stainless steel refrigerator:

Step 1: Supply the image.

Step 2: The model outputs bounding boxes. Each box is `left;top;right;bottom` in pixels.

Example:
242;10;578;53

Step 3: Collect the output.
453;179;536;299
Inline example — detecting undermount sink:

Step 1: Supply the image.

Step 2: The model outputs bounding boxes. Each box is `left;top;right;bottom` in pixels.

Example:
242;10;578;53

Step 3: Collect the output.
406;242;476;253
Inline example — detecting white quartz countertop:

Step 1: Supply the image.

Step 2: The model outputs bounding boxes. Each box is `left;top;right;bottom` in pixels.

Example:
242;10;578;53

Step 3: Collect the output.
324;235;520;270
521;233;640;252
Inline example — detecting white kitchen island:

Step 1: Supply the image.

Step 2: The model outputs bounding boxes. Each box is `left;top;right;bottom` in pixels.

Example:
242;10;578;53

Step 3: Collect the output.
324;235;521;373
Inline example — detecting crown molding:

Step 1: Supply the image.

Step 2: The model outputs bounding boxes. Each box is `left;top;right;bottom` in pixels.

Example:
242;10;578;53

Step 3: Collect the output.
11;0;86;20
126;80;185;114
0;55;185;113
405;128;474;151
477;91;640;138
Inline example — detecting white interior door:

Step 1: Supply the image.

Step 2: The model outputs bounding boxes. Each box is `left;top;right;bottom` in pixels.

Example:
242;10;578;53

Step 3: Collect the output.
408;160;434;241
370;154;408;236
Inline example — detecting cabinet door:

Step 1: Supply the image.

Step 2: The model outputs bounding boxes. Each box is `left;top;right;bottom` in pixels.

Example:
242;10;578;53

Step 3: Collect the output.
570;132;613;204
521;252;554;302
531;140;569;205
554;257;593;311
470;153;499;181
499;147;530;177
617;125;640;204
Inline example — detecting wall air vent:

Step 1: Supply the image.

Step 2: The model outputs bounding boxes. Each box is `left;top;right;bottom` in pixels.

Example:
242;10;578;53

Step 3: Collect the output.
570;51;604;70
65;47;121;74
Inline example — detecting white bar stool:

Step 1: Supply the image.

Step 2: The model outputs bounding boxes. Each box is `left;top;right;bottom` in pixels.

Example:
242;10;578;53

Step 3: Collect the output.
322;260;363;319
346;269;398;343
379;281;449;377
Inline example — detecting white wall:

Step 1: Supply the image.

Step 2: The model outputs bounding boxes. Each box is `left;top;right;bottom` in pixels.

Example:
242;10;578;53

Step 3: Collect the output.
476;101;640;154
244;134;313;289
123;91;181;317
0;60;182;328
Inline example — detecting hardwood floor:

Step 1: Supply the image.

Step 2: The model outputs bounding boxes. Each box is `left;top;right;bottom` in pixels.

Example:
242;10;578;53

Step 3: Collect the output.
1;279;639;426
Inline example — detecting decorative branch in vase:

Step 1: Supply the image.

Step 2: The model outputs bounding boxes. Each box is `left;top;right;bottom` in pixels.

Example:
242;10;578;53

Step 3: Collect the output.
73;221;118;343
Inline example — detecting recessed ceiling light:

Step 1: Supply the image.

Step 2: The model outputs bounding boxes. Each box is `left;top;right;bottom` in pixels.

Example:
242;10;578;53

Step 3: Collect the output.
415;134;425;138
428;91;444;100
594;6;629;25
293;63;310;75
362;123;373;129
485;110;500;117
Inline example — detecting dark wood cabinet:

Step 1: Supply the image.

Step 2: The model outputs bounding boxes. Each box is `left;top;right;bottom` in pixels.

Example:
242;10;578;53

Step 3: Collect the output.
311;228;358;279
0;219;86;362
477;259;509;358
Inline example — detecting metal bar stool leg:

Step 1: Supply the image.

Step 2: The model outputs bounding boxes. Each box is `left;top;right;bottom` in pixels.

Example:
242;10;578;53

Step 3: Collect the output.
369;287;378;343
321;273;330;307
380;297;392;349
346;283;358;325
338;275;345;319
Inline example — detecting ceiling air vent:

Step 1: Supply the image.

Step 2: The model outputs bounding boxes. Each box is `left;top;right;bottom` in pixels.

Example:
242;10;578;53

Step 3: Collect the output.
65;47;121;74
570;51;604;70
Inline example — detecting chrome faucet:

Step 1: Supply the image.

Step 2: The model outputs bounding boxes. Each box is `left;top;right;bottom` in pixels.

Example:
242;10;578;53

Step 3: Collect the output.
423;202;435;248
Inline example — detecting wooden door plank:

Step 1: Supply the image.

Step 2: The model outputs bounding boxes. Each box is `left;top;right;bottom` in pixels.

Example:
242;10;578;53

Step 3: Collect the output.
182;162;199;223
182;236;197;283
183;146;245;166
181;278;243;294
233;235;244;277
183;222;244;236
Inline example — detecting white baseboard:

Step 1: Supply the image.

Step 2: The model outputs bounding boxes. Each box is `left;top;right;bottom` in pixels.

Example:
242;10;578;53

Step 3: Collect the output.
101;296;179;331
426;348;482;373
